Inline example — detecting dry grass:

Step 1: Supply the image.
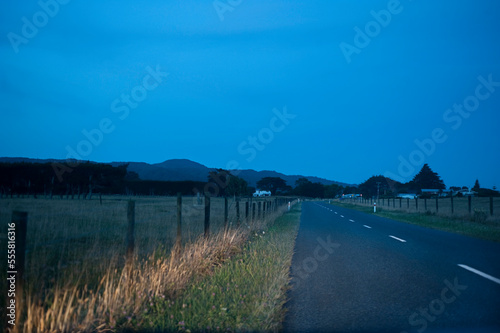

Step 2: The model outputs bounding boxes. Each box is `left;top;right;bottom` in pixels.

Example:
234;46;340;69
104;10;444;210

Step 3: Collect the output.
0;195;287;332
22;228;249;333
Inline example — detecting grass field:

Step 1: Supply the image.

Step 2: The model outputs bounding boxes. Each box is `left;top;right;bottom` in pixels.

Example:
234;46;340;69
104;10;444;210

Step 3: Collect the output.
0;195;294;332
341;196;500;220
329;199;500;242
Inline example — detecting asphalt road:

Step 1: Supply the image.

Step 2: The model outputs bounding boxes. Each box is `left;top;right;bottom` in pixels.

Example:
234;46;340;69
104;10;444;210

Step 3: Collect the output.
283;202;500;333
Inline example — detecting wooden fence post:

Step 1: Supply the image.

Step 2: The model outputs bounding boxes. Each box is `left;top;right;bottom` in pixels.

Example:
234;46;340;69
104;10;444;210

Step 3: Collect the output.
126;200;135;269
416;198;419;211
204;194;211;238
263;201;266;219
399;198;402;208
176;193;182;248
451;195;454;214
407;198;409;209
236;198;240;227
245;201;249;221
9;211;27;329
258;202;262;219
436;197;439;213
468;196;472;215
252;202;256;222
224;197;228;231
490;197;494;216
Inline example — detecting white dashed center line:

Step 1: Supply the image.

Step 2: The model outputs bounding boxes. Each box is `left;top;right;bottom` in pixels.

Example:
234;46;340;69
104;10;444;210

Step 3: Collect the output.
349;219;355;223
340;215;344;218
389;235;407;243
363;225;372;229
458;264;500;285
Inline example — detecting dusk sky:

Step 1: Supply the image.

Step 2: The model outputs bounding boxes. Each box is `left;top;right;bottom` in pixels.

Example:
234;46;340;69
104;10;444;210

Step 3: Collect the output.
1;0;499;188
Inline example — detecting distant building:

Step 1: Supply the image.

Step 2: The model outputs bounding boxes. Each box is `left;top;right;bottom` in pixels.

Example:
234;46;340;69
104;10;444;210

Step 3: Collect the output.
421;189;441;196
342;194;362;199
397;193;417;199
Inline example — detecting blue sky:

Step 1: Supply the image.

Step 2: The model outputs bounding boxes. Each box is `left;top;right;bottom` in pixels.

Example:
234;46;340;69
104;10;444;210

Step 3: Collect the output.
1;0;499;188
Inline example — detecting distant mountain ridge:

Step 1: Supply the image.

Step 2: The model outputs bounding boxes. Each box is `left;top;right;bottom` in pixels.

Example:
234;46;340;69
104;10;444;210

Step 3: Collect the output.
0;157;354;188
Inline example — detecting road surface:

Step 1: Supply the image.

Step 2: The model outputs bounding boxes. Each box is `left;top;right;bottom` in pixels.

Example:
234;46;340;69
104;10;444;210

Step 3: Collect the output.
283;202;500;332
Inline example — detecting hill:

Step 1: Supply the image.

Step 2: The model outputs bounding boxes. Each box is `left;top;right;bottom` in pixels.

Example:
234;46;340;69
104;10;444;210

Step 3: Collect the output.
0;157;353;188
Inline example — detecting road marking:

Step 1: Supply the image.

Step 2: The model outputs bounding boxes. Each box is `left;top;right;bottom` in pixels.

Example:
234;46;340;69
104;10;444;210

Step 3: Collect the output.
389;235;407;243
335;212;338;214
349;219;355;222
363;225;372;229
458;264;500;285
340;215;344;218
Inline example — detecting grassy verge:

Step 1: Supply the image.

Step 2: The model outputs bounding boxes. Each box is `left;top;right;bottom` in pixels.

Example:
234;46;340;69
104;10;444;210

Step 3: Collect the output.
142;203;302;332
329;201;500;242
0;197;299;332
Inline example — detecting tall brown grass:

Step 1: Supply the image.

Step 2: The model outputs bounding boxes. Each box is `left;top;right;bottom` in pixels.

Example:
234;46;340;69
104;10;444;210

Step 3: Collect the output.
0;196;286;332
23;227;249;332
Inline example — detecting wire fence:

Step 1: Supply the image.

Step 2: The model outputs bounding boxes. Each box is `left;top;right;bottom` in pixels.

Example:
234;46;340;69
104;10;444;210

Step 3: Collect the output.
338;196;499;220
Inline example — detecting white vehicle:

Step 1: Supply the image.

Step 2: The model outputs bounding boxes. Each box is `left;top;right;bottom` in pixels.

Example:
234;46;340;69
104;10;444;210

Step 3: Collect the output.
253;190;271;197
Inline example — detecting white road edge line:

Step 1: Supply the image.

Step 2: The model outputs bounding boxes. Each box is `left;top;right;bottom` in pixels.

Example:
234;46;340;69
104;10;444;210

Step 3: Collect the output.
349;219;355;222
363;225;372;229
389;235;407;243
340;215;345;218
458;264;500;285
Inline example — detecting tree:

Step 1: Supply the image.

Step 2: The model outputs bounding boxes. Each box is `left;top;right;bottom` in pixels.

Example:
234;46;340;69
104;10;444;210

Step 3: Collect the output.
408;164;445;191
358;175;401;198
294;178;325;198
225;176;249;197
207;169;231;196
256;177;289;195
473;179;480;191
295;178;310;188
324;184;343;198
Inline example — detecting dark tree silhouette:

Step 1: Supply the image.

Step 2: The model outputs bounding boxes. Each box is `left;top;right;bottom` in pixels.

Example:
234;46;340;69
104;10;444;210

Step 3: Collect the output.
358;175;402;198
256;177;289;195
225;176;249;197
408;164;445;191
293;178;325;198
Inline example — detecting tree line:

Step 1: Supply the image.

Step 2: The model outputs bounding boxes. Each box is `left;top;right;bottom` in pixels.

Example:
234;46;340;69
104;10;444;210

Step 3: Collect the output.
2;161;496;199
357;164;499;198
0;162;352;199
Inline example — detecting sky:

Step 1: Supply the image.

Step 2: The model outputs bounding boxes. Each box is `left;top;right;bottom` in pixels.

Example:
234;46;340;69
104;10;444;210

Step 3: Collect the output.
1;0;499;189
